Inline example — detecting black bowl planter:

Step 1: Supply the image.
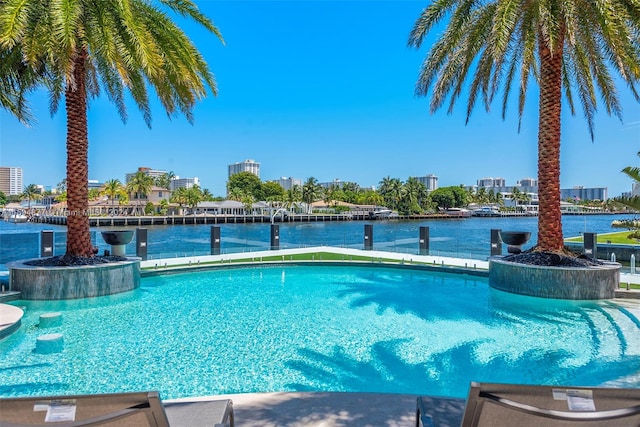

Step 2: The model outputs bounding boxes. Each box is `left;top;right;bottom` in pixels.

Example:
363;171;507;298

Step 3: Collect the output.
101;230;134;256
499;231;531;254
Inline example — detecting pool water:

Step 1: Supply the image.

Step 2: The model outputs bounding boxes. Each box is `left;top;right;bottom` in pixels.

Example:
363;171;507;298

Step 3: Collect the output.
1;265;640;400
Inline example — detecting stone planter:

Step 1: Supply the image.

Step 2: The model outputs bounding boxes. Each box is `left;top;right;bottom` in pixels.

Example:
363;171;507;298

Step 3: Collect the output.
489;256;621;300
7;257;141;300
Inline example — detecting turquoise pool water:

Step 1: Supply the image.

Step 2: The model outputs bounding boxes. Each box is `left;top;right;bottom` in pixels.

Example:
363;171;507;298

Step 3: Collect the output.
2;265;640;400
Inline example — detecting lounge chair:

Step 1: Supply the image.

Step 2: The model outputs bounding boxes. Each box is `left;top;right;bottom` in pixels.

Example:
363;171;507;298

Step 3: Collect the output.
417;382;640;427
0;391;234;427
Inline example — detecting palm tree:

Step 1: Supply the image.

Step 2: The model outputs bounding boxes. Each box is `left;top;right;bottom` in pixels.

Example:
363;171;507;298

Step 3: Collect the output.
0;46;41;124
101;179;126;211
284;184;303;213
201;188;214;202
409;0;640;252
185;185;203;213
170;187;188;214
403;177;429;214
126;171;154;216
1;0;223;257
614;152;640;211
302;177;322;214
155;171;175;191
22;183;42;209
378;176;403;211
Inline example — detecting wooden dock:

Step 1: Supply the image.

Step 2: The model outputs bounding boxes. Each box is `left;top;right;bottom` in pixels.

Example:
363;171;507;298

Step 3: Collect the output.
24;210;607;227
33;214;360;226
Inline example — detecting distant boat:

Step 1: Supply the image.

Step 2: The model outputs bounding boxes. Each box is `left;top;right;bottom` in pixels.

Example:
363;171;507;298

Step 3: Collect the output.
370;207;395;219
472;207;501;217
9;213;28;223
445;207;472;218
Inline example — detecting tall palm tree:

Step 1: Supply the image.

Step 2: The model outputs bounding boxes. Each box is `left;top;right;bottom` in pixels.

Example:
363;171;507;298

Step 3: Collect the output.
1;0;223;257
409;0;640;252
101;179;126;211
126;171;154;216
0;46;46;124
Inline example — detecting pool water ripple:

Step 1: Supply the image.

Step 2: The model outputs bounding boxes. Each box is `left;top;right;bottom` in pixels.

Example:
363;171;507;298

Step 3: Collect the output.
1;265;640;399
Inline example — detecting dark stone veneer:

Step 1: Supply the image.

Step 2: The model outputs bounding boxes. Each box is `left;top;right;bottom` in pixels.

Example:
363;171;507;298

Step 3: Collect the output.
7;258;140;300
489;256;620;300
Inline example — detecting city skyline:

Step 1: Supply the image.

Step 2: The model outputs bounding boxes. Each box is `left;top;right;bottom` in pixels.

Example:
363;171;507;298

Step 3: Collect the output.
0;162;613;202
1;1;638;197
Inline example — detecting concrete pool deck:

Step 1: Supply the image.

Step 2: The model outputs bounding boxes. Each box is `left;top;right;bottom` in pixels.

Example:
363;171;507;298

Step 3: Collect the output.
166;391;466;427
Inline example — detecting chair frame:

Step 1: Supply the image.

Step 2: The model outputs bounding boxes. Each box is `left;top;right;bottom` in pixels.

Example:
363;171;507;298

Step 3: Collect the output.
0;391;170;427
417;382;640;427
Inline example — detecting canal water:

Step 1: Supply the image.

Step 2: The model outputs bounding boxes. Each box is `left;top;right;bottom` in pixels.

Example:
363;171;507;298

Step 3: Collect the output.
0;214;634;267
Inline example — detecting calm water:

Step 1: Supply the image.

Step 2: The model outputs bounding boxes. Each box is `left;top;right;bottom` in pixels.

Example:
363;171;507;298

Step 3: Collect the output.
2;265;639;400
0;214;634;265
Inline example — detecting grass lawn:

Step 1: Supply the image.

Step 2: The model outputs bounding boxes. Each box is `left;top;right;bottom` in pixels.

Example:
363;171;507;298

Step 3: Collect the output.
565;231;640;245
141;251;467;271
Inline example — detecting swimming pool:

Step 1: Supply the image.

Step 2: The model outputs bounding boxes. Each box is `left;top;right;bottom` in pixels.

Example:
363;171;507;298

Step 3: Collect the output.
2;265;640;400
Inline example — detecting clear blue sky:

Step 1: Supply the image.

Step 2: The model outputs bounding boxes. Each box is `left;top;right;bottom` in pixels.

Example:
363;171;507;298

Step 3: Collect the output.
1;0;639;197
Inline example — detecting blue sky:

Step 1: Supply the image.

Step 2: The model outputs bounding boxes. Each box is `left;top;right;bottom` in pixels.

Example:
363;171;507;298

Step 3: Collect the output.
1;0;639;197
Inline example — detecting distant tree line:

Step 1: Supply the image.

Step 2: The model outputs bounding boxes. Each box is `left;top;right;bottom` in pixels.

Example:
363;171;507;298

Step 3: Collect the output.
1;170;631;216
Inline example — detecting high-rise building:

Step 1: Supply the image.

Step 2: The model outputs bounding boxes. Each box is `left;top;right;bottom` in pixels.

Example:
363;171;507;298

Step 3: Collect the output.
275;177;302;190
228;159;260;178
88;180;104;189
171;177;200;190
125;167;168;183
477;177;495;188
560;186;608;201
319;179;344;189
0;166;24;195
416;174;439;191
518;177;537;187
477;177;506;188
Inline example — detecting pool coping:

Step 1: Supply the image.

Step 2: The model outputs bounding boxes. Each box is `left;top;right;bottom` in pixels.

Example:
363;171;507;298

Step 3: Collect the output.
140;246;489;274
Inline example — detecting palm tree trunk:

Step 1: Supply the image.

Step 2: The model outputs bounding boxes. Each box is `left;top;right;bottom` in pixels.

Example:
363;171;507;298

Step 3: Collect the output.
65;48;94;257
536;33;564;252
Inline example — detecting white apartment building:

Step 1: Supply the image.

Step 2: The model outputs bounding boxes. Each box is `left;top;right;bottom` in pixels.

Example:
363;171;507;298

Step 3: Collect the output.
416;174;439;191
477;177;506;188
561;186;608;201
0;166;23;195
228;159;260;178
171;177;200;190
319;179;344;189
518;177;537;187
275;177;302;190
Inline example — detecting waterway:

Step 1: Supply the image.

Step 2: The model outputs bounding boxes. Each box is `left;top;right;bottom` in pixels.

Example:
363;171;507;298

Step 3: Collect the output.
0;214;634;267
